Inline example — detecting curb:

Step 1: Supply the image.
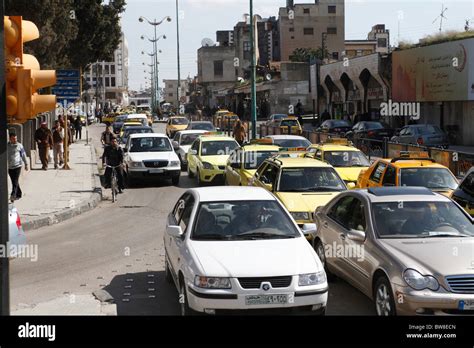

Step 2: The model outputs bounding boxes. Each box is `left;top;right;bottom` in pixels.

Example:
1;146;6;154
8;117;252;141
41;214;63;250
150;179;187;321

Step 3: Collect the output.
22;143;103;232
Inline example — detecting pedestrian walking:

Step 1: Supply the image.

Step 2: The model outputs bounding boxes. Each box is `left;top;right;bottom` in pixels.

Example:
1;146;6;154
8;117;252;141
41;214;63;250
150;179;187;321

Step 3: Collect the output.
101;126;116;146
34;122;53;170
74;116;83;140
7;132;28;202
52;120;64;169
233;120;246;146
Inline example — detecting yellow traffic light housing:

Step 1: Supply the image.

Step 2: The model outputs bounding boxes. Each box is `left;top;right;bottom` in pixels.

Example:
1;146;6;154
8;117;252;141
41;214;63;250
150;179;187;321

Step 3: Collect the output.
4;15;56;123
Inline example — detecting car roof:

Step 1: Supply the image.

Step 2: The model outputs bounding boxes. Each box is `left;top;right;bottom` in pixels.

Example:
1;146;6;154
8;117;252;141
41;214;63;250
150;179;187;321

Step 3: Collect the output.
310;144;360;152
124;126;152;131
189;121;212;124
241;144;280;152
129;133;167;139
192;186;275;202
378;158;449;169
169;116;188;119
200;135;236;142
176;130;208;135
356;187;452;203
126;114;147;118
265;135;308;140
268;156;332;168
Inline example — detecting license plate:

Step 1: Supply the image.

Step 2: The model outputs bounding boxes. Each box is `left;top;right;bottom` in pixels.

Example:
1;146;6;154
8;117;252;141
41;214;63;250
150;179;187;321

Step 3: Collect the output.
458;300;474;310
245;294;288;306
149;169;164;174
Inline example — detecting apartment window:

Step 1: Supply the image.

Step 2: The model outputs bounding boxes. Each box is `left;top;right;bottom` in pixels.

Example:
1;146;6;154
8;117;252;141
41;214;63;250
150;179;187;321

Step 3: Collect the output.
214;60;224;77
111;77;116;87
356;49;363;56
111;65;115;74
291;36;295;40
327;27;337;35
304;28;314;35
332;52;339;60
303;8;310;14
169;93;174;97
105;65;110;74
377;38;388;48
243;41;251;51
105;77;110;87
289;27;294;32
328;5;336;14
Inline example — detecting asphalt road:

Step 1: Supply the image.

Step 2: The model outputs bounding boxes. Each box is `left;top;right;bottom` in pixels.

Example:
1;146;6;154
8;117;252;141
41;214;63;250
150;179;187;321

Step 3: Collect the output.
10;122;375;315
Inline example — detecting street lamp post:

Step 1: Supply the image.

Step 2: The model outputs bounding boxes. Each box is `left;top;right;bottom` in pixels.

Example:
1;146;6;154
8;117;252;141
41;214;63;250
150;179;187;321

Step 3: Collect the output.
176;0;181;109
141;35;166;111
249;0;257;139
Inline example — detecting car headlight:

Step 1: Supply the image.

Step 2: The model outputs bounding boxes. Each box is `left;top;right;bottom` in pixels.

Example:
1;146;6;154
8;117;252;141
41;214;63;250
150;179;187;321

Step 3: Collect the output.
194;276;232;289
291;212;310;221
169;161;180;167
129;161;143;168
403;269;439;291
202;162;214;170
298;272;326;286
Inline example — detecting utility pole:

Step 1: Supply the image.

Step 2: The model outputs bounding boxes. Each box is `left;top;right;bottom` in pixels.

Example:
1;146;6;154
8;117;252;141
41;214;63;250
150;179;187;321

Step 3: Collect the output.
176;0;181;110
249;0;257;139
0;3;10;315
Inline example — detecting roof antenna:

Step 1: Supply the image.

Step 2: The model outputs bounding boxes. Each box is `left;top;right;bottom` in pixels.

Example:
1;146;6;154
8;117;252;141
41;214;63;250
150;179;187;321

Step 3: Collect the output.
432;4;448;32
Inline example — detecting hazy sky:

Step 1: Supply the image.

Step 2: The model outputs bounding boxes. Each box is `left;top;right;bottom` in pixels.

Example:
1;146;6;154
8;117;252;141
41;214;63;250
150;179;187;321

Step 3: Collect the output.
121;0;474;91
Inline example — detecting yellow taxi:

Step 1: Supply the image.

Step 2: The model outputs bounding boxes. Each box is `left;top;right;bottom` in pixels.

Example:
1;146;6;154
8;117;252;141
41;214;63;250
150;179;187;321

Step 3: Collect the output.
166;116;189;138
357;151;459;197
224;139;280;186
212;109;230;127
187;133;240;186
119;122;143;138
278;117;302;135
103;113;117;124
306;138;369;188
250;152;347;242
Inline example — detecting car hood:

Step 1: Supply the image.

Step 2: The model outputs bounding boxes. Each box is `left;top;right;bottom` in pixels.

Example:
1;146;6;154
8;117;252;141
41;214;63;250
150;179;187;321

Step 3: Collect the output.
201;155;230;166
379;238;474;275
277;192;341;213
129;151;178;162
190;238;321;277
335;167;368;182
169;125;188;130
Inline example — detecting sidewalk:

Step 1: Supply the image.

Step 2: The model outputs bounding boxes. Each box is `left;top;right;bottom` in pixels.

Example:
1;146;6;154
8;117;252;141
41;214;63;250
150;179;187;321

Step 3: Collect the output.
8;140;102;231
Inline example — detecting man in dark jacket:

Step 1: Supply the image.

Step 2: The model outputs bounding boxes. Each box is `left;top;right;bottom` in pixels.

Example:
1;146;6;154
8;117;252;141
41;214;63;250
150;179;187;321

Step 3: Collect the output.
34;122;53;170
102;138;125;193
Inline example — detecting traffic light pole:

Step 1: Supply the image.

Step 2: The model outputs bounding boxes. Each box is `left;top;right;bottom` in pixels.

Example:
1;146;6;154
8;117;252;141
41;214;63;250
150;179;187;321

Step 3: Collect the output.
0;2;11;316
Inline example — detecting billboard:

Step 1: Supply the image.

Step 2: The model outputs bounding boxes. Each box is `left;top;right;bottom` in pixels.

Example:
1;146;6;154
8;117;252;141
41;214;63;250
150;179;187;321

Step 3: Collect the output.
392;38;474;102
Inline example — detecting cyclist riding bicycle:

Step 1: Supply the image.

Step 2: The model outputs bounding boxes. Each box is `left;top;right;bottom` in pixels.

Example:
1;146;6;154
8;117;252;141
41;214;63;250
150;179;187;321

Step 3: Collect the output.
102;138;125;193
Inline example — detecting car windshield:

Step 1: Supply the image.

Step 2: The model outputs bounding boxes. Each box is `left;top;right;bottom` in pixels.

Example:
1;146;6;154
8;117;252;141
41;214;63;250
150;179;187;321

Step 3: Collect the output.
114;116;127;123
279;167;346;192
201;141;238;156
124;128;153;138
192;201;301;241
130;137;172;153
365;122;385;130
180;133;202;146
171;118;189;125
280;120;298;127
324;151;370;167
244;151;278;170
400;168;458;190
272;138;311;148
190;123;214;130
460;173;474;195
272;114;286;120
373;201;474;239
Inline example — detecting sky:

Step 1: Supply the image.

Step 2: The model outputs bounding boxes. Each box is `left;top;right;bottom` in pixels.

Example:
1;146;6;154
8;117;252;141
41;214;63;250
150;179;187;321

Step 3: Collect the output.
121;0;474;91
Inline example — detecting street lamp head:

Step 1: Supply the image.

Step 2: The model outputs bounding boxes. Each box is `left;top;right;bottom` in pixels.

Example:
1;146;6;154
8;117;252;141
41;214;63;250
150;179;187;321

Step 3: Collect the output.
166;16;172;22
141;51;145;55
163;35;167;40
158;50;162;53
139;16;144;22
140;35;145;40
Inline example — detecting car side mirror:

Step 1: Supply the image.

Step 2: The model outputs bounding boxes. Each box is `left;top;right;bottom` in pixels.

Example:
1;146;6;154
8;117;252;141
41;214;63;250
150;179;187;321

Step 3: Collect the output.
301;223;317;236
189;149;197;155
347;229;365;242
172;141;179;150
346;182;356;189
167;225;184;238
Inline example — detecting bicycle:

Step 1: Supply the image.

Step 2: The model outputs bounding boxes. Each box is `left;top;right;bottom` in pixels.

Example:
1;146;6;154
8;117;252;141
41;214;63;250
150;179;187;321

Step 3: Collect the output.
105;164;122;203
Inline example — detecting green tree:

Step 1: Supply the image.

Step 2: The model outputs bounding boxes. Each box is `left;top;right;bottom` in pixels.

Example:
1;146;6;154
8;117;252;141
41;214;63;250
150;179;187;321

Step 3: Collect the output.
289;47;329;62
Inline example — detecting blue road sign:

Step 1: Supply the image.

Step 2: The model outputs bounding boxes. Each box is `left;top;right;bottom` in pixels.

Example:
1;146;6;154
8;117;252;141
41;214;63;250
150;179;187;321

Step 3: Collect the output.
54;69;81;104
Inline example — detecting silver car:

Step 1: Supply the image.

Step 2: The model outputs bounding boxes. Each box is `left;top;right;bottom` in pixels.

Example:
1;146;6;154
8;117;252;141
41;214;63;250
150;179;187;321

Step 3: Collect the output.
391;124;449;148
314;187;474;315
8;204;27;257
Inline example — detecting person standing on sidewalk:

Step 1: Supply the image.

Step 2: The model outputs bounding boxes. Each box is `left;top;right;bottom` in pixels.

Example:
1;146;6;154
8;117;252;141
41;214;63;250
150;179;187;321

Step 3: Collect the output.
34;122;53;170
52;120;64;169
74;116;83;140
233;120;246;146
7;132;28;202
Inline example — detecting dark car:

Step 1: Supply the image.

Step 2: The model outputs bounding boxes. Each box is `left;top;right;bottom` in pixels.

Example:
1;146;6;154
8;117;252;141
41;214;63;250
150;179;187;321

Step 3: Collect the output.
391;124;449;148
120;126;154;145
317;119;352;135
451;168;474;216
186;121;215;132
346;121;394;141
112;115;128;134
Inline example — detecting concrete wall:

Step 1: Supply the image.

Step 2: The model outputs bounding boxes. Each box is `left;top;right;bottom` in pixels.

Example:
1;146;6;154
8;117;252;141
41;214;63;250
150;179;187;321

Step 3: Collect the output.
198;46;236;83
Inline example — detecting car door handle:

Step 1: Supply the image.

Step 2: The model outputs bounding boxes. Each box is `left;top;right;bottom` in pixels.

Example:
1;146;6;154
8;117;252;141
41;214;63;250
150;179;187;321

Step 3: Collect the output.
339;234;346;240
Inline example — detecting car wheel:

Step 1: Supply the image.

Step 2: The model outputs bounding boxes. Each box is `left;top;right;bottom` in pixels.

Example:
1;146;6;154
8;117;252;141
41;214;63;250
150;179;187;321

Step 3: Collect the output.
315;240;335;281
187;165;194;178
172;175;180;186
165;258;173;284
196;170;202;186
179;281;194;316
374;276;396;316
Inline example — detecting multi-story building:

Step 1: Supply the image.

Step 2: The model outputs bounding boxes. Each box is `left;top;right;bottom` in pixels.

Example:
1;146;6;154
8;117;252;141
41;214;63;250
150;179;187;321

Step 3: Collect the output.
163;79;190;108
84;32;129;108
279;0;345;61
344;24;390;58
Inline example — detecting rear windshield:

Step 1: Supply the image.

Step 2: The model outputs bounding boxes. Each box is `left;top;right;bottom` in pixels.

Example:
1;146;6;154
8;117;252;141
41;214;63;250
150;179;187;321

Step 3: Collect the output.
400;168;458;190
280;120;298;127
365;122;385;130
417;125;444;134
171;118;189;125
330;120;351;127
272;138;311;148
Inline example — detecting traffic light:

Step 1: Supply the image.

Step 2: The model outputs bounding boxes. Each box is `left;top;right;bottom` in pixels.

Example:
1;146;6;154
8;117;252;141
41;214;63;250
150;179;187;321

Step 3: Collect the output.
4;16;56;123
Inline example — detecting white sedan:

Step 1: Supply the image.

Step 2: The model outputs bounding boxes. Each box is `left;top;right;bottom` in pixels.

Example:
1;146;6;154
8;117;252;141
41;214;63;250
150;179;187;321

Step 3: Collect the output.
171;130;207;168
164;186;328;315
124;133;181;185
